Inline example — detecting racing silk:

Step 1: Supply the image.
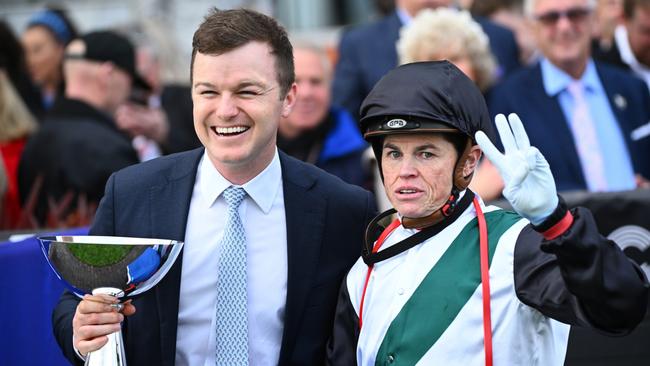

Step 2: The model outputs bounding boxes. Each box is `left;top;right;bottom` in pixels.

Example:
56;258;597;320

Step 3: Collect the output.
338;200;570;365
328;196;649;366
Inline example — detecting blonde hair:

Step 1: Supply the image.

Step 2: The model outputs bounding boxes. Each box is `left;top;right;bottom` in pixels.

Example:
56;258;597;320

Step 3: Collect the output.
397;7;497;91
0;70;38;142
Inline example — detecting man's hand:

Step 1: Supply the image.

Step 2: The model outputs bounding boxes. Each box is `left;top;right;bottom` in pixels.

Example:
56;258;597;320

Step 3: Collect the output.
475;113;558;225
72;294;136;357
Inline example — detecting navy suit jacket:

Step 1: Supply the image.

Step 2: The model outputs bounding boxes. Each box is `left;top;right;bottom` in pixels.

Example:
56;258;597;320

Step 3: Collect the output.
52;148;376;365
332;11;521;121
488;61;650;192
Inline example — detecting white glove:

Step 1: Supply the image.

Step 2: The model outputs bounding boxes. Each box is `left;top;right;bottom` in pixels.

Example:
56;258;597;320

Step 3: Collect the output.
475;113;558;225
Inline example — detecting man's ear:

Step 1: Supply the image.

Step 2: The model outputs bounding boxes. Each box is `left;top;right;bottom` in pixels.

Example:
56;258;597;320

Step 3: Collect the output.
464;145;482;177
281;82;297;118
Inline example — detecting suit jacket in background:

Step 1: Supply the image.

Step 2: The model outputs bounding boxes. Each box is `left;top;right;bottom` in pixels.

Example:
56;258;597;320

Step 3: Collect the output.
332;11;521;121
592;38;629;71
52;148;376;365
488;61;650;192
17;97;139;224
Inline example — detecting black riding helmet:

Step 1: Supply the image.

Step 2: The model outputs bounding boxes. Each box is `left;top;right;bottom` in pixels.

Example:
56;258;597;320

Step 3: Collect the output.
359;61;496;228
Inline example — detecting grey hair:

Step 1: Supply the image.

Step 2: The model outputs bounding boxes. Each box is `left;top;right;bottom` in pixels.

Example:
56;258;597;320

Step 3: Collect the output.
397;7;496;91
288;39;333;79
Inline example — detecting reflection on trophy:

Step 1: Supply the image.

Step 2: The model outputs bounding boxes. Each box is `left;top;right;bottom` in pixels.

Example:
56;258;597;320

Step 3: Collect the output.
38;236;183;366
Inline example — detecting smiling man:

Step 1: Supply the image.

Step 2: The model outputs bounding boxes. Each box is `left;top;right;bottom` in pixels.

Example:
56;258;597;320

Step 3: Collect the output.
489;0;650;193
51;8;375;366
327;61;648;366
593;0;650;89
277;44;367;187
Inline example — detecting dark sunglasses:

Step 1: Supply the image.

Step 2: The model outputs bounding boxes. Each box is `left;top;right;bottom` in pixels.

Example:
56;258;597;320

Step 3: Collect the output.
534;7;591;25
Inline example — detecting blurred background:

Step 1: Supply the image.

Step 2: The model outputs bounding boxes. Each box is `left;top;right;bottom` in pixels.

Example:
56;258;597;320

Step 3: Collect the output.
1;0;384;85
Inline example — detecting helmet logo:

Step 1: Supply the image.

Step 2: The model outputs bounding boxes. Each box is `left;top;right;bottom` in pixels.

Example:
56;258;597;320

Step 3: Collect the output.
386;119;407;128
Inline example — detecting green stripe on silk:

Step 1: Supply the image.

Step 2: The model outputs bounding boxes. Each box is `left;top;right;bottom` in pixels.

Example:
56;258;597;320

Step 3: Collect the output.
374;210;521;366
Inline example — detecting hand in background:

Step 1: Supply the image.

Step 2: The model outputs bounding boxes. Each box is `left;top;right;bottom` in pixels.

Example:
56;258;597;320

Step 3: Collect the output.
635;174;650;189
115;103;169;144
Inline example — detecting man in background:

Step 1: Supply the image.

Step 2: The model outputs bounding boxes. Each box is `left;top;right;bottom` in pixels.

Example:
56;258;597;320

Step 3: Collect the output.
489;0;650;192
593;0;650;89
115;38;200;161
18;31;144;225
278;43;366;187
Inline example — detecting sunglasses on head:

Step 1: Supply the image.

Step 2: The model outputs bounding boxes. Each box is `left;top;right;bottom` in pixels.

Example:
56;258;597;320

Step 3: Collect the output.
534;7;591;25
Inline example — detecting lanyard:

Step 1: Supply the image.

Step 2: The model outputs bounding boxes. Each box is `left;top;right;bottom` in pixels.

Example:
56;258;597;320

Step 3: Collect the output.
358;197;493;366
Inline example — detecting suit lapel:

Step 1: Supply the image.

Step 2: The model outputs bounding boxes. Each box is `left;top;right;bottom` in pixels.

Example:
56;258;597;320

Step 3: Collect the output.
149;148;203;366
277;153;327;364
596;63;633;144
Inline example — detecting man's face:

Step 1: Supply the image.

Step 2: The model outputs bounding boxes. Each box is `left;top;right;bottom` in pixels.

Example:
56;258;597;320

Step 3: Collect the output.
381;133;457;218
280;48;331;136
191;42;295;179
531;0;594;72
626;5;650;67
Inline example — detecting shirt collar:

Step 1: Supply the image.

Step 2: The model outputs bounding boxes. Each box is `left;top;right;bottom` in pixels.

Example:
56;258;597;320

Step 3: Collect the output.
198;148;282;213
615;25;638;67
396;7;412;26
541;57;600;96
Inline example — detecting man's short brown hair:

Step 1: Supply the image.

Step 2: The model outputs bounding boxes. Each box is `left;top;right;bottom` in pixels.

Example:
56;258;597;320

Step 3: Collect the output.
190;8;295;97
624;0;650;19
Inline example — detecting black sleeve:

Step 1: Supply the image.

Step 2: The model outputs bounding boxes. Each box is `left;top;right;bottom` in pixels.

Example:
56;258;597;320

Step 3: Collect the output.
52;291;84;365
514;207;649;335
326;277;360;366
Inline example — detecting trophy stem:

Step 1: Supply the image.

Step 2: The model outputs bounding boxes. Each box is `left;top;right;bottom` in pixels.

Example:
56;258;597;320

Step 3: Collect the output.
85;287;127;366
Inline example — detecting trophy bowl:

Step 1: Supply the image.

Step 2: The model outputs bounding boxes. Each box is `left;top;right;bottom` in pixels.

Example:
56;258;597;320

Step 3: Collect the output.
38;235;184;366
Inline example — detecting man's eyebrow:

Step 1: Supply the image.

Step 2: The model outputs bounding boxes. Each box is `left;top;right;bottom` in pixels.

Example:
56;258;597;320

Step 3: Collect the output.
193;81;215;89
415;143;440;151
193;80;271;90
237;80;267;89
383;142;441;151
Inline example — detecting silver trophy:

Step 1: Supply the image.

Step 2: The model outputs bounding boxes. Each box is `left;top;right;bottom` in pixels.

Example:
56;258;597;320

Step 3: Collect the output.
38;235;183;366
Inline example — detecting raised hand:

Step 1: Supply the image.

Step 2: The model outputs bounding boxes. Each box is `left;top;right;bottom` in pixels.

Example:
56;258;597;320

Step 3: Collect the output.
475;113;558;225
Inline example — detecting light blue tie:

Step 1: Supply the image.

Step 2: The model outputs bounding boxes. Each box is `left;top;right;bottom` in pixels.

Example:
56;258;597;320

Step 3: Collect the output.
216;186;248;365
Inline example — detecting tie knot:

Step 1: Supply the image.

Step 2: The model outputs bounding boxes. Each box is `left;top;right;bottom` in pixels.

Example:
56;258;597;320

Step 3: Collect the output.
223;186;246;208
567;80;585;97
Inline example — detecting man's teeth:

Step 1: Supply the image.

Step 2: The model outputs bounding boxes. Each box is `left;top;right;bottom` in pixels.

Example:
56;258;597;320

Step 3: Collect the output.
216;126;248;134
400;189;417;194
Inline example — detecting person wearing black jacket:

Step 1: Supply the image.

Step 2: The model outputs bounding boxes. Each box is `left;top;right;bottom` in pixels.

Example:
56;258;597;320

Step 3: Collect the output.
18;31;146;225
327;61;648;365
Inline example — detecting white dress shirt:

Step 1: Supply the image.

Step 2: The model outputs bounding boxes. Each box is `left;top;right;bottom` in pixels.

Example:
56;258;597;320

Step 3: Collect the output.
175;149;287;366
615;25;650;90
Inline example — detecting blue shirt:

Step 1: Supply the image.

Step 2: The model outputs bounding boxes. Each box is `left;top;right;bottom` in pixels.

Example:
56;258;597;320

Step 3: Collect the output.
541;58;636;191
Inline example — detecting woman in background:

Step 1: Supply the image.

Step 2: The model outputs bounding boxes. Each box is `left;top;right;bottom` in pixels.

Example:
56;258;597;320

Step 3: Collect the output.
0;71;39;228
22;6;77;113
1;22;39;228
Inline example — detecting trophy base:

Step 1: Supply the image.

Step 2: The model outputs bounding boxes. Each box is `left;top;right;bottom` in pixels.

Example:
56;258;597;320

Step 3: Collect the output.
85;287;126;366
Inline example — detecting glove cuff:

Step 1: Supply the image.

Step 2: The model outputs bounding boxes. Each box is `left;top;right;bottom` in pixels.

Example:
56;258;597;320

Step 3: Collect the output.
532;196;574;240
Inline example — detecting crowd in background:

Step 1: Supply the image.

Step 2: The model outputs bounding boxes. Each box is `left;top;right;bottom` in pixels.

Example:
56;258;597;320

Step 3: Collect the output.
1;0;649;229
